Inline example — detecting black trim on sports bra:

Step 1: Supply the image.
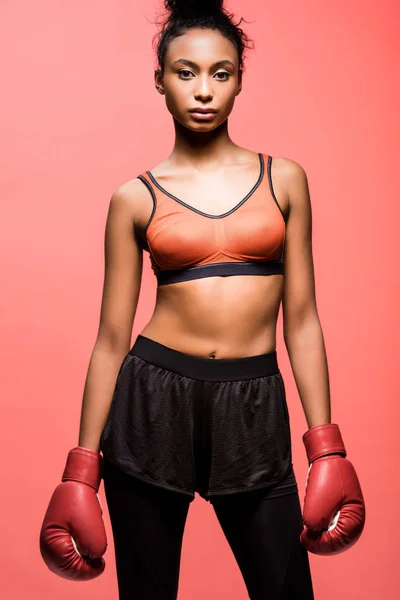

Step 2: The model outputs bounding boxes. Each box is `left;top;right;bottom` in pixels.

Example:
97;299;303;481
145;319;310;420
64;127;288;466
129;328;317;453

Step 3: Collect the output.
137;175;157;235
144;152;265;220
267;156;285;222
156;260;284;286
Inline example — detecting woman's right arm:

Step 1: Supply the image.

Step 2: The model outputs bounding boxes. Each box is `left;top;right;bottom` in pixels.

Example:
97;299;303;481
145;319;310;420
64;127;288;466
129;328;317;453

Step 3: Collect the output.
39;181;145;580
77;180;144;452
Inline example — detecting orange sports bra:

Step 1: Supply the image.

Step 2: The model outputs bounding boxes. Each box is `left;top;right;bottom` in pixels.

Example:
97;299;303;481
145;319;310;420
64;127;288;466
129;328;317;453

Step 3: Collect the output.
136;153;286;286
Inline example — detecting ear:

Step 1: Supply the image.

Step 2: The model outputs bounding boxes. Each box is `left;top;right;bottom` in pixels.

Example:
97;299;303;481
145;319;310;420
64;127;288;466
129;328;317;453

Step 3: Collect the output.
235;69;243;96
154;69;165;95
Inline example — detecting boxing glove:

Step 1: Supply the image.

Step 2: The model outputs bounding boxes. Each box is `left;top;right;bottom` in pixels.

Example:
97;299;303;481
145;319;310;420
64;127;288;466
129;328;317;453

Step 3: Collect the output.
39;446;107;580
300;423;365;555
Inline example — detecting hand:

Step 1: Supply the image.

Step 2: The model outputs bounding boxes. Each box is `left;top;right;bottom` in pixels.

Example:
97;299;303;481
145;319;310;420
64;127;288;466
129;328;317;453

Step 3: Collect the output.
39;446;107;580
300;424;366;555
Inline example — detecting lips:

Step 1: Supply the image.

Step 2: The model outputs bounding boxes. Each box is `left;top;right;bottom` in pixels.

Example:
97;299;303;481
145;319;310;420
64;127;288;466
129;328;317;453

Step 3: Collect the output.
189;110;217;121
189;108;217;113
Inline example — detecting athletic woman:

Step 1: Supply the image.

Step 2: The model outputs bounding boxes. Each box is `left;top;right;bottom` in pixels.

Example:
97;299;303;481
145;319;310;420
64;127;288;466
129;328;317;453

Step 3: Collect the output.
40;1;366;598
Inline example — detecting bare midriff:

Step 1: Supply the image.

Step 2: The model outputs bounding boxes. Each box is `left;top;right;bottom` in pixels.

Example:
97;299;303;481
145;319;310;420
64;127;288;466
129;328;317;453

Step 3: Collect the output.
138;273;284;359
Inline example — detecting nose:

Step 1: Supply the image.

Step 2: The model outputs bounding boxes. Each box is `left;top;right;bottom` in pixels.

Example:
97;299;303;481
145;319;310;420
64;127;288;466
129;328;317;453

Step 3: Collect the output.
194;74;213;102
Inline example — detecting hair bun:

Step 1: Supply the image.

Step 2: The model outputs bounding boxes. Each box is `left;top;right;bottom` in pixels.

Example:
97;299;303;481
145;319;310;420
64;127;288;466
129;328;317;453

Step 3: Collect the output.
156;0;254;73
166;0;224;19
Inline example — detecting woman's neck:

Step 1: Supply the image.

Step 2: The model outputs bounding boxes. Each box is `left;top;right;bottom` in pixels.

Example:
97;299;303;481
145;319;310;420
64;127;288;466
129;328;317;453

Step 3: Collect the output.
169;117;241;169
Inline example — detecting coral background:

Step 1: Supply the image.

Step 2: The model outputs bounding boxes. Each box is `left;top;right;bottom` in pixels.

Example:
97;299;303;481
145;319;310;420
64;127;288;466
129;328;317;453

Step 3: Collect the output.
1;1;398;598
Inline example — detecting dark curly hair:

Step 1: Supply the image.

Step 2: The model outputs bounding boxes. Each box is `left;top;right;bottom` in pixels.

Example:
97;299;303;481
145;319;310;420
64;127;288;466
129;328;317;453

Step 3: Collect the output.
153;0;254;75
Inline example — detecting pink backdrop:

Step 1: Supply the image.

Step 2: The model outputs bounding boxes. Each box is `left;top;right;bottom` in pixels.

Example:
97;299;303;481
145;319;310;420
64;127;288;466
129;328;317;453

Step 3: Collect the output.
1;0;398;598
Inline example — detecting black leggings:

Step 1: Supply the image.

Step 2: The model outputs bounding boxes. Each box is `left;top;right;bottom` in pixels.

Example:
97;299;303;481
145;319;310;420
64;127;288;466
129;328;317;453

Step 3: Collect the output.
102;458;314;600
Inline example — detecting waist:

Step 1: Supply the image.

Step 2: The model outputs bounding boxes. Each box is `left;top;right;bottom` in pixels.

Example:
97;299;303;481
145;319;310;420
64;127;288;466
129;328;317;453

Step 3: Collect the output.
129;334;280;381
142;276;283;356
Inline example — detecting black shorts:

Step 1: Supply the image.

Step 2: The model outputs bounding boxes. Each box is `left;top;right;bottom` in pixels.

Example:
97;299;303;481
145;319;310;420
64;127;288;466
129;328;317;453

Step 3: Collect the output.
100;334;298;503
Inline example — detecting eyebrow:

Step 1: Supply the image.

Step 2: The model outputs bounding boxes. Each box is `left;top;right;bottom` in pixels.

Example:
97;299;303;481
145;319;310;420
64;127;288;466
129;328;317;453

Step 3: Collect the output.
172;58;235;69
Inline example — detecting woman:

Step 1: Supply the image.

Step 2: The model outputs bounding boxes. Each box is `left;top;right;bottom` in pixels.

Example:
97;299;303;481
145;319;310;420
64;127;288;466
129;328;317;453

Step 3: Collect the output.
39;1;365;598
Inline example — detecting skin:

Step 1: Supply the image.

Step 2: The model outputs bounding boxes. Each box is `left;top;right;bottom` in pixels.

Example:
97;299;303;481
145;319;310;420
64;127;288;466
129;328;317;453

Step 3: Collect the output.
78;27;331;452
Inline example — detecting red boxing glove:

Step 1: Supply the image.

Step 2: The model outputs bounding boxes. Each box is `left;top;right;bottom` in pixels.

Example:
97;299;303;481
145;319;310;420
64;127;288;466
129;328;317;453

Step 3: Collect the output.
300;424;365;555
39;446;107;580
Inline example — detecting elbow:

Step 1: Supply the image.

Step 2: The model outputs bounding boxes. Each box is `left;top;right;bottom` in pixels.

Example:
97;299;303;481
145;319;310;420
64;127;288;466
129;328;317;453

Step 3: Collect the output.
283;305;321;343
94;331;132;357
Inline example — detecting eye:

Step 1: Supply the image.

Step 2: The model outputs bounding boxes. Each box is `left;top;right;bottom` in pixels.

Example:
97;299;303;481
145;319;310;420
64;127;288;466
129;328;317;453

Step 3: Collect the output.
178;69;194;79
214;71;230;81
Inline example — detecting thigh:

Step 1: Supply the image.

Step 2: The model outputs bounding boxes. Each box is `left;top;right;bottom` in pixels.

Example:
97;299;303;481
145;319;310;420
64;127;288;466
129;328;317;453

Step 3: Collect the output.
102;457;191;600
210;489;314;600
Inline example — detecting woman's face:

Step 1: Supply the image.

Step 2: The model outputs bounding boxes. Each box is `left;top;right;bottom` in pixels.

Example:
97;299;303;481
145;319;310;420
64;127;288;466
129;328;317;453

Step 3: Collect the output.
155;28;242;131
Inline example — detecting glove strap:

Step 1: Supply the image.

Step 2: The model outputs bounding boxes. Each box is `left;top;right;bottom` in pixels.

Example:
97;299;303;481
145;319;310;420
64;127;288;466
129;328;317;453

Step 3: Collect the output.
302;423;347;464
61;446;103;492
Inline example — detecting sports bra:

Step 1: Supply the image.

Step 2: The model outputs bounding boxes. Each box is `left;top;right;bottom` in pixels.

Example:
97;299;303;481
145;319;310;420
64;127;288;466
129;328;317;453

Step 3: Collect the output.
136;153;286;286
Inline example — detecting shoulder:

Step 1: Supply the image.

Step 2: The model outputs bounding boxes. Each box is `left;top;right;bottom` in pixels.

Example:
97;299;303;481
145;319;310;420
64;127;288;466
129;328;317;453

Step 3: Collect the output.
269;156;307;182
110;176;150;205
270;156;310;211
108;176;154;222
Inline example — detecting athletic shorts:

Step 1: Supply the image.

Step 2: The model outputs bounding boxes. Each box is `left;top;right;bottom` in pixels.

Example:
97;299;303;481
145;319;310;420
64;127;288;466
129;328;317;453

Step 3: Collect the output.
99;334;298;503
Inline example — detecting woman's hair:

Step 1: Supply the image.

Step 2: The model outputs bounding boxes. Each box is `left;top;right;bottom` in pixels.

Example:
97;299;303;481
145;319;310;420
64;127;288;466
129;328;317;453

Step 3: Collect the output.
153;0;254;74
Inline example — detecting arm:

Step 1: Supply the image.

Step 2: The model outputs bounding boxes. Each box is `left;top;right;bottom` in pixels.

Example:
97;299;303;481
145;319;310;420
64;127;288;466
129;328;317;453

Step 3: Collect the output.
40;181;144;580
281;161;366;555
281;159;330;428
78;180;144;452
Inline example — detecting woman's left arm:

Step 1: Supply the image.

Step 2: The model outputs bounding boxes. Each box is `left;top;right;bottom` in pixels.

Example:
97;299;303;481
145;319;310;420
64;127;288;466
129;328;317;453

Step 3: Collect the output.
281;160;366;556
281;159;330;429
